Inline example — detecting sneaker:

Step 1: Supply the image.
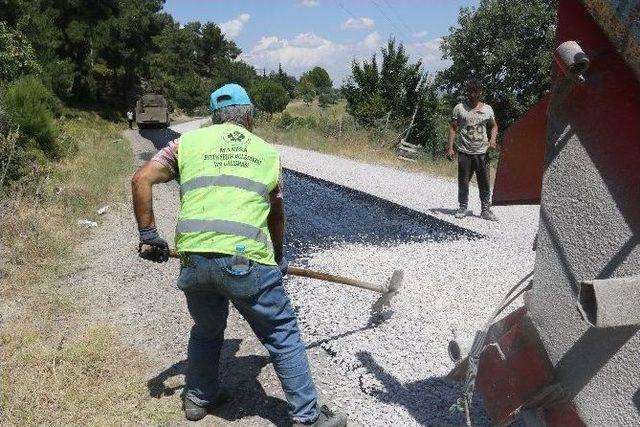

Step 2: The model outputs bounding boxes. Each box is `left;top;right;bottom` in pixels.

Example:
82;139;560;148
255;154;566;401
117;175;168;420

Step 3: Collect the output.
183;389;230;421
481;209;499;221
293;405;348;427
454;207;468;219
183;398;207;421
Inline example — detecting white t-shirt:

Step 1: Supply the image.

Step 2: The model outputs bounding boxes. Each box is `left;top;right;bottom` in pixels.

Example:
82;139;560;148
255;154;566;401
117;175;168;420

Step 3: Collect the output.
127;111;133;120
452;102;495;154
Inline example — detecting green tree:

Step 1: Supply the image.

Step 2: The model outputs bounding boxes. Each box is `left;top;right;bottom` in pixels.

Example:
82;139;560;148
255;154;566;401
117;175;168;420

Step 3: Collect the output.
173;74;208;114
251;79;289;117
147;16;197;98
342;38;439;150
93;0;165;107
438;0;556;128
197;22;241;77
2;76;62;157
297;78;316;106
0;22;41;82
211;59;258;92
270;64;297;98
301;66;332;92
0;0;257;114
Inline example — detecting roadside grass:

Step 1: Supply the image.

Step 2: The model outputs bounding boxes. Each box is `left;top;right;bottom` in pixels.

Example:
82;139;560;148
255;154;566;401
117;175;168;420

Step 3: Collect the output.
0;111;180;426
255;99;461;179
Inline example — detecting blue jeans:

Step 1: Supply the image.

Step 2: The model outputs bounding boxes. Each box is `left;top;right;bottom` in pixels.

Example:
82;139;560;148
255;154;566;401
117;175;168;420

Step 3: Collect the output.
177;253;319;423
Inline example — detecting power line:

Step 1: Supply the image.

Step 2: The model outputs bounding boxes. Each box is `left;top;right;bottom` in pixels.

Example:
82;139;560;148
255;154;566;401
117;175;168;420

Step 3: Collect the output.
337;2;358;20
369;0;409;40
380;0;414;35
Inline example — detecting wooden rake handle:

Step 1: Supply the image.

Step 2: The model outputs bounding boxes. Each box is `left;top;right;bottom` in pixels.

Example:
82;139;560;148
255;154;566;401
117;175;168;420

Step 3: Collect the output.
287;266;387;294
167;249;386;294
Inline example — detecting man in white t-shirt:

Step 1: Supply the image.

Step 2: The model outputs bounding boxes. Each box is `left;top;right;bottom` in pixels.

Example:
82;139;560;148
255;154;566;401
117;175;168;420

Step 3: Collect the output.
447;78;499;221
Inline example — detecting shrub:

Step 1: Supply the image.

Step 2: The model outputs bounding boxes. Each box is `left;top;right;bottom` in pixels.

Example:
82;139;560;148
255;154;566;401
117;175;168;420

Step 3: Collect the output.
0;22;41;82
277;111;300;129
297;79;316;105
318;89;339;108
2;76;63;158
352;94;387;126
173;74;208;115
0;101;9;135
251;79;289;117
301;67;332;92
42;59;75;99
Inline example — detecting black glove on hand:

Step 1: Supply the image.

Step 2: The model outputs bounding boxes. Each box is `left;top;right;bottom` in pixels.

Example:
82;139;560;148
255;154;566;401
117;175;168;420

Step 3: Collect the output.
138;227;169;263
277;256;289;276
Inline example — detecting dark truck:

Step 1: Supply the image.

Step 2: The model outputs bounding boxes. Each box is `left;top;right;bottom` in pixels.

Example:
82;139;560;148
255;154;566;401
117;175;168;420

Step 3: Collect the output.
135;93;170;128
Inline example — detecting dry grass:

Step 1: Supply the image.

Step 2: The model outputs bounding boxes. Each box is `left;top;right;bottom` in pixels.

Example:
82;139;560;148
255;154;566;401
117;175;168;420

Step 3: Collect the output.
255;99;461;179
0;111;180;426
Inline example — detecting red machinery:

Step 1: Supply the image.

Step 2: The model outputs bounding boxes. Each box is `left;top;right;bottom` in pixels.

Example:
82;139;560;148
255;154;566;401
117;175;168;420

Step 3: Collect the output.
459;1;640;425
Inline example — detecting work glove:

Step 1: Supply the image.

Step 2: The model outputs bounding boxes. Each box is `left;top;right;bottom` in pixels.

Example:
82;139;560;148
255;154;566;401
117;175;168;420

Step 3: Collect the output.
138;227;169;263
277;256;289;276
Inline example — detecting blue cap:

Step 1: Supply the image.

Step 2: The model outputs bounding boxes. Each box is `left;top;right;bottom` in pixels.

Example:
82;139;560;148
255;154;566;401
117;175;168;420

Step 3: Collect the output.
210;83;253;111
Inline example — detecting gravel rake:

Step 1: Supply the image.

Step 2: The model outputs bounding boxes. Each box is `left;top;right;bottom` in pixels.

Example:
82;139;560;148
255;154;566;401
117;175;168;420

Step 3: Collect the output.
160;247;404;317
287;266;404;317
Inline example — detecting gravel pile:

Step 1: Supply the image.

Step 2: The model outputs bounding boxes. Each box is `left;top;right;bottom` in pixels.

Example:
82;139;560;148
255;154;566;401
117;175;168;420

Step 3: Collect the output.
279;146;539;426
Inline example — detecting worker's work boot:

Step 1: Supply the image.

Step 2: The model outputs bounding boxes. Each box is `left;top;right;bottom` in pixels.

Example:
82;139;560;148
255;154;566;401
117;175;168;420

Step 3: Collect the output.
183;390;230;421
454;207;468;219
293;405;348;427
481;208;499;222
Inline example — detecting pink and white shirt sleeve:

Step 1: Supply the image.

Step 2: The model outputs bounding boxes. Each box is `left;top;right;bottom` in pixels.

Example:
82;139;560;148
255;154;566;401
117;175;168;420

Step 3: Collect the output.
151;138;180;176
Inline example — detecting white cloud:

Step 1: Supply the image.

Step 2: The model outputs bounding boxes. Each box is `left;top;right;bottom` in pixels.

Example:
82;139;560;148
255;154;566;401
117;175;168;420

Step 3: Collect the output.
342;17;375;30
219;13;250;38
301;0;319;7
413;31;428;38
289;33;328;48
242;32;446;85
243;33;344;72
406;37;451;74
362;32;382;50
253;36;282;52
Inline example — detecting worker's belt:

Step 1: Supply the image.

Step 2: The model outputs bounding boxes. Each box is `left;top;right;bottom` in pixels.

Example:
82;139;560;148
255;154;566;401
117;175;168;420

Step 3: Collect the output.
180;174;269;200
178;251;227;267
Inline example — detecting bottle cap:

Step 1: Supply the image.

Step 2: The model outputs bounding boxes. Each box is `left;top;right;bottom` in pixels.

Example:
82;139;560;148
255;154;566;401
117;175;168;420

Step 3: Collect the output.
236;244;246;252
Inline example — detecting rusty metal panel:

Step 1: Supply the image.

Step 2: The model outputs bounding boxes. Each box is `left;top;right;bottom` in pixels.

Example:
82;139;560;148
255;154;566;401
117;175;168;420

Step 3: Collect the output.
476;309;556;425
492;95;549;205
582;0;640;80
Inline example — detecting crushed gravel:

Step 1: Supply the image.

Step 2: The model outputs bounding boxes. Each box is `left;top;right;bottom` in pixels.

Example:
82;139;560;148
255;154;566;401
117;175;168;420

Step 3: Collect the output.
279;147;539;426
66;120;538;426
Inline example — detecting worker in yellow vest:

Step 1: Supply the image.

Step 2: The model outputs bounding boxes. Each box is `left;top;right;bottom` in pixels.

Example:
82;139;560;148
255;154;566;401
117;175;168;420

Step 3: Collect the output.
131;84;347;426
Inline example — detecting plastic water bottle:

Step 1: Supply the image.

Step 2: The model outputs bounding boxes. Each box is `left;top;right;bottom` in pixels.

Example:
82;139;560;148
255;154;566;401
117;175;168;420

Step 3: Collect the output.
230;244;250;274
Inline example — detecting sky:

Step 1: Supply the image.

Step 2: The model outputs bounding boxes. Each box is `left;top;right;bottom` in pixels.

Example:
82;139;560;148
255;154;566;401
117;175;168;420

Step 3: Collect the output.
163;0;480;86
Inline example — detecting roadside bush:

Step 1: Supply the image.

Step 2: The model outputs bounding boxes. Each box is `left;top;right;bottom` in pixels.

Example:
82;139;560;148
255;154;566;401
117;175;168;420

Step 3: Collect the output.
2;76;62;158
277;111;300;129
251;80;289;117
318;89;340;108
173;74;208;115
352;94;387;127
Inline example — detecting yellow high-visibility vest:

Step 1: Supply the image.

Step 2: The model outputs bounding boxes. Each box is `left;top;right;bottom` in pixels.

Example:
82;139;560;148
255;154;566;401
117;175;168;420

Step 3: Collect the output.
175;123;280;265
